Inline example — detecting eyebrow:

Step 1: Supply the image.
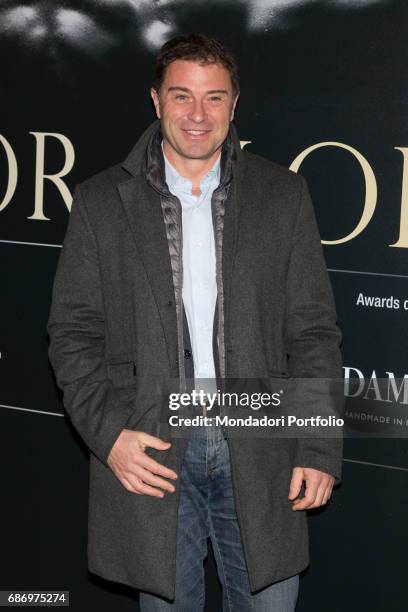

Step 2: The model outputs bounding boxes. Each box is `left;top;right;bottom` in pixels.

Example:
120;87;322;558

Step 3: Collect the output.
167;86;229;95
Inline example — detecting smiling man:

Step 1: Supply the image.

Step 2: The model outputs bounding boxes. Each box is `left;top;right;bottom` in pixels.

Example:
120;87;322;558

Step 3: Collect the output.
47;33;343;611
150;57;238;197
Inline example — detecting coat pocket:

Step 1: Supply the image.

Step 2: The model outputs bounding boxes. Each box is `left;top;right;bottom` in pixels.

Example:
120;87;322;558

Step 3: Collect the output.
106;351;137;388
267;369;291;379
266;369;293;407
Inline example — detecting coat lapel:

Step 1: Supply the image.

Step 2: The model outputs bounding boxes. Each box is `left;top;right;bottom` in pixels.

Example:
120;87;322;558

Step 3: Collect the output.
221;161;244;350
117;176;179;371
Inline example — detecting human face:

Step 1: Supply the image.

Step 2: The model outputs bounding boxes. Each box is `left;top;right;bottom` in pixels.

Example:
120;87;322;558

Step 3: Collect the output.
150;59;239;163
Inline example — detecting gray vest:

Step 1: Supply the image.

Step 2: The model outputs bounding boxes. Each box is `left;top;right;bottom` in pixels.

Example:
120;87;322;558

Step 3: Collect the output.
145;123;236;409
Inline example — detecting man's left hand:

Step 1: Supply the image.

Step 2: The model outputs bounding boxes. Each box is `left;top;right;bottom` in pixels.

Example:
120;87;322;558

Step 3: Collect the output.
288;467;334;510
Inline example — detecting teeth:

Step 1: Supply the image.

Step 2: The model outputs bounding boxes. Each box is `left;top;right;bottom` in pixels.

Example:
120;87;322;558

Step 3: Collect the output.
186;130;206;135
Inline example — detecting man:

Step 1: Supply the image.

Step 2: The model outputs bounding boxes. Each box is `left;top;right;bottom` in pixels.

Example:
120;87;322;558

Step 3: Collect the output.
47;34;343;611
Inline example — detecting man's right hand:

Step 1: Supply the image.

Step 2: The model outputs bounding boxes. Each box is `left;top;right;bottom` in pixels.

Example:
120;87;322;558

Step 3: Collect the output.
107;429;178;498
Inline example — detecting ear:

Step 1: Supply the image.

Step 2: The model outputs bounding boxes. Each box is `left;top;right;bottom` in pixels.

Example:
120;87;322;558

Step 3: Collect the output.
150;87;161;119
230;92;240;121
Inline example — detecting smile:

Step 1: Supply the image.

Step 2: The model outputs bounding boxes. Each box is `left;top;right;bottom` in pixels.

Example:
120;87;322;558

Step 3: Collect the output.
182;129;210;139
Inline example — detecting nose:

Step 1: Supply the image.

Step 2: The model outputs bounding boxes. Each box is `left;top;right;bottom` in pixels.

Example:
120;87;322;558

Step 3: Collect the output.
187;98;207;123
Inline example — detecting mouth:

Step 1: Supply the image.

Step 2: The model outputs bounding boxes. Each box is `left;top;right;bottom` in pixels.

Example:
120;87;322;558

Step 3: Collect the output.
182;129;211;140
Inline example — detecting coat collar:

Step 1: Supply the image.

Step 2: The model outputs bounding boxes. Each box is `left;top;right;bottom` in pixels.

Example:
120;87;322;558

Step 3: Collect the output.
121;118;244;187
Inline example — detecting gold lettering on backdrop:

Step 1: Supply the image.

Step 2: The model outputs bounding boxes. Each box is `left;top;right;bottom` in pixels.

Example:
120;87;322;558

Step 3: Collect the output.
389;147;408;248
0;135;406;250
290;141;377;245
28;132;75;220
0;135;18;212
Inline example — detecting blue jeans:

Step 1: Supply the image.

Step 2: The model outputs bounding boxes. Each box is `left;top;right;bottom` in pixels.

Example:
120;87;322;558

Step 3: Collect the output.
139;423;299;611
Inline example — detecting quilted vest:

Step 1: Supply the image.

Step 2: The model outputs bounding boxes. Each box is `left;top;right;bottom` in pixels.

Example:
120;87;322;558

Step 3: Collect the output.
144;123;236;401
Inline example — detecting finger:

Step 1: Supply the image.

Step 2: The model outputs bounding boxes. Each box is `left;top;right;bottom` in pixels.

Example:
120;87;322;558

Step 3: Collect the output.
314;480;334;507
292;478;319;510
120;476;138;493
321;487;332;506
135;454;178;480
138;432;173;450
135;481;166;498
324;482;334;504
305;484;327;509
135;466;176;493
288;468;304;500
129;477;166;498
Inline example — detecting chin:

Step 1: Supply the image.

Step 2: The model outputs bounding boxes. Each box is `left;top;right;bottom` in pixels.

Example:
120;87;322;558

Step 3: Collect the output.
179;145;215;160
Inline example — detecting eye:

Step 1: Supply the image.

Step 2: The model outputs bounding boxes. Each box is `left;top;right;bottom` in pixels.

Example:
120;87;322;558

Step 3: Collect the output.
175;94;188;101
209;96;222;102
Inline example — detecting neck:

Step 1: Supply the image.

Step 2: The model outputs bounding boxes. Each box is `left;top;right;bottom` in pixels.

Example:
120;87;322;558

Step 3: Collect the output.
162;140;221;188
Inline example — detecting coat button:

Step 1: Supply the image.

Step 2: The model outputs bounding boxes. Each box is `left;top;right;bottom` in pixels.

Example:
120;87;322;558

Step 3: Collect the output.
184;349;192;359
167;300;173;306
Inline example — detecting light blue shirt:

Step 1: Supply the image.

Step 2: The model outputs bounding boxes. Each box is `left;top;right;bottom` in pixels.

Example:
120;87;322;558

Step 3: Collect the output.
162;140;221;384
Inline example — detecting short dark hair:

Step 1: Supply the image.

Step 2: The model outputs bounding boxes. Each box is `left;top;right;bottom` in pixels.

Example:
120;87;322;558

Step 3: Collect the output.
153;33;240;98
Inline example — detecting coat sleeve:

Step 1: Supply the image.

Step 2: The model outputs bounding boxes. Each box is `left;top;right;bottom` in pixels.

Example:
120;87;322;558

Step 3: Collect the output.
285;174;344;484
46;184;135;468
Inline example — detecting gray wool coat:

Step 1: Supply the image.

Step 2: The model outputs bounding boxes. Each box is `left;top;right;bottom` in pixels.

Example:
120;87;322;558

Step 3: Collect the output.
47;119;343;600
